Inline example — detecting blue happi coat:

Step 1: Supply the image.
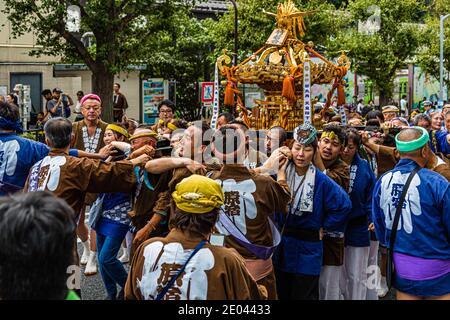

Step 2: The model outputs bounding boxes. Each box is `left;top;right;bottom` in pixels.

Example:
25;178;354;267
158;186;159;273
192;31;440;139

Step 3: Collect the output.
0;132;78;195
345;155;376;247
372;158;450;260
431;130;450;155
273;167;352;276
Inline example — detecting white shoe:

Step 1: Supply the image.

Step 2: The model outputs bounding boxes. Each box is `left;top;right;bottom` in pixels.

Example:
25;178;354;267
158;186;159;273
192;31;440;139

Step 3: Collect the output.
84;252;98;276
119;249;129;264
80;240;90;265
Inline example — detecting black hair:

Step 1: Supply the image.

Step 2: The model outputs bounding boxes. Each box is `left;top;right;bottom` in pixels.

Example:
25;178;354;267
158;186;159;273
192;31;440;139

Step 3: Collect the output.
365;125;383;133
367;110;384;123
218;112;235;123
322;124;348;146
0;191;76;300
41;89;52;96
171;208;219;237
270;126;288;146
191;120;211;146
0;101;20;122
7;94;18;105
366;119;381;127
76;90;84;96
346;128;362;146
114;83;120;89
212;125;246;156
44;117;73;148
158;99;175;112
230;119;249;132
108;123;129;142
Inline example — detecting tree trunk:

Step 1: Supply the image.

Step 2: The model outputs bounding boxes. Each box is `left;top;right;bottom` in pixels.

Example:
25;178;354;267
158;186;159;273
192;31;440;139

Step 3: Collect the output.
379;93;390;107
92;66;114;123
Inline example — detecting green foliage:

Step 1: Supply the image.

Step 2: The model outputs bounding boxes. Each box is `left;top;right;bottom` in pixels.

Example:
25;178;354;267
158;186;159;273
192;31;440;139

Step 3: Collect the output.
140;8;215;121
415;0;450;92
206;0;346;61
2;0;446;116
326;0;424;102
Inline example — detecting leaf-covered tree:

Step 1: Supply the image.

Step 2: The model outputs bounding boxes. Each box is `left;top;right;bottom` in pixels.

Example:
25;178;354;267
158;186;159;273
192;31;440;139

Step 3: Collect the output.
415;0;450;97
140;9;215;121
326;0;425;105
1;0;187;122
206;0;347;61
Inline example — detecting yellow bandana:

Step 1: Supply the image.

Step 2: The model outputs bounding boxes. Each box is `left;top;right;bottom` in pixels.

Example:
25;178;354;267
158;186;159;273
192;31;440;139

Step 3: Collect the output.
106;124;129;138
172;175;224;214
167;122;178;131
129;131;158;141
320;131;342;144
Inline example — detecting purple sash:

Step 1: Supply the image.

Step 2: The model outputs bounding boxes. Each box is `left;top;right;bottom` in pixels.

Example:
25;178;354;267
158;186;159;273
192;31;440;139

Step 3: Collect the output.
394;252;450;281
218;211;281;260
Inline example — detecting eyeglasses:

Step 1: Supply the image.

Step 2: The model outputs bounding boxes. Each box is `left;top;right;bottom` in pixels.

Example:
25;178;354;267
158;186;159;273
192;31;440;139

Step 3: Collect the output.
160;109;173;114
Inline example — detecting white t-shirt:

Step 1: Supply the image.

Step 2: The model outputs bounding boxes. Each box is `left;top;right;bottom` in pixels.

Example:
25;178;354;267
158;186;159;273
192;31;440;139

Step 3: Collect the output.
400;99;408;116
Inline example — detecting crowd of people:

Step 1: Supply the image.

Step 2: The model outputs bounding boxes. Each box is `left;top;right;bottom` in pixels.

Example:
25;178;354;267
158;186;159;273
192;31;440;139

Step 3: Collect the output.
0;91;449;301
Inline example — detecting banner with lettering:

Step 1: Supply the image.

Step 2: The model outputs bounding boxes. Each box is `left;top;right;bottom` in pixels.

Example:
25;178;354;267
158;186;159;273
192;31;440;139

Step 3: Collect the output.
303;61;311;124
210;63;220;129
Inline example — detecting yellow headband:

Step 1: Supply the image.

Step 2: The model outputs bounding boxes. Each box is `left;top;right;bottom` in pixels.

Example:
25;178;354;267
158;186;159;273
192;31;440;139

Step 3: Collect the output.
106;124;129;138
129;131;158;141
172;175;224;214
320;131;342;144
167;122;178;131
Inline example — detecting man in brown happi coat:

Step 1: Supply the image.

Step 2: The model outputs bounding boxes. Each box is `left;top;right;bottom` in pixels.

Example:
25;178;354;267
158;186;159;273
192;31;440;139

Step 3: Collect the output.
125;175;266;300
208;124;291;300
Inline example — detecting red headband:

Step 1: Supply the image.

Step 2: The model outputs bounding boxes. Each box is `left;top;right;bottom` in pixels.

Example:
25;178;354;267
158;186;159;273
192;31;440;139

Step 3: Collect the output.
80;94;101;106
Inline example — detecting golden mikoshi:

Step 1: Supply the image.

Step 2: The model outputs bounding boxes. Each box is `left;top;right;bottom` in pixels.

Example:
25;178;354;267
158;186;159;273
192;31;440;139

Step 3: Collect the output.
217;0;351;131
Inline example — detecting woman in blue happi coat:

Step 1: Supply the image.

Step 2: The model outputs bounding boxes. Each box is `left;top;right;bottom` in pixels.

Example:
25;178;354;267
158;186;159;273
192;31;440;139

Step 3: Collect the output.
341;128;376;300
90;123;134;300
273;123;352;300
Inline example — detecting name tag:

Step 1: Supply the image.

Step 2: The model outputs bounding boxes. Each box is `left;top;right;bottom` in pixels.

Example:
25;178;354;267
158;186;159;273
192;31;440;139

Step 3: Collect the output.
209;233;225;247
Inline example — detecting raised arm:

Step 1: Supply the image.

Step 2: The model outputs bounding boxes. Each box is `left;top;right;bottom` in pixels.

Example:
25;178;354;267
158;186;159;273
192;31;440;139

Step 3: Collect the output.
145;157;205;174
360;131;380;154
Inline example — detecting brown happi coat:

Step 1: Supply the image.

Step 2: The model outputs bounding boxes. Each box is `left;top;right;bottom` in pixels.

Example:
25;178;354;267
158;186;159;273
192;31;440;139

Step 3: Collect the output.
71;119;109;153
209;164;290;259
24;149;136;216
132;170;172;232
208;164;291;299
125;229;265;300
323;158;350;266
325;158;350;193
377;145;399;177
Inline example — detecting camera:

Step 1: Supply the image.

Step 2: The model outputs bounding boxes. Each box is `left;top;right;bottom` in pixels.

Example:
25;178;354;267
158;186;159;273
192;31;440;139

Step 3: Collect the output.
156;139;172;156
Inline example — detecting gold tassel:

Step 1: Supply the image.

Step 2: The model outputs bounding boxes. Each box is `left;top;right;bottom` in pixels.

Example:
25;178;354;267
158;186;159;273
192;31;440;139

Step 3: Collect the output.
282;75;296;102
224;81;235;106
337;83;345;106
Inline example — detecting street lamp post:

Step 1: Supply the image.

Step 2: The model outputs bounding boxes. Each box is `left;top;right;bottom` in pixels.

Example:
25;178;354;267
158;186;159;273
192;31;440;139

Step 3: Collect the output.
440;14;450;101
229;0;238;66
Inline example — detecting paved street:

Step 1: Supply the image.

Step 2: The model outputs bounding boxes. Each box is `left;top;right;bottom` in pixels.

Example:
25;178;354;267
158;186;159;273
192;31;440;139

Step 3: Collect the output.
77;242;130;300
76;242;395;300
